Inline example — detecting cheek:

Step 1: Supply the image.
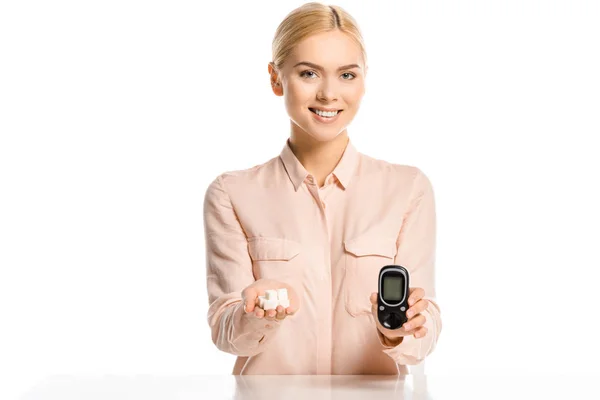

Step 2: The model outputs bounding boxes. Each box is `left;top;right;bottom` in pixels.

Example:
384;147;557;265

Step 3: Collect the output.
342;84;365;104
284;98;306;122
288;77;321;98
290;84;314;103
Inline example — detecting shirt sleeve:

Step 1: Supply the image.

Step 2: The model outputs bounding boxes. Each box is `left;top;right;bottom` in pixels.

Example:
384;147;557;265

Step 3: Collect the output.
204;174;283;357
376;167;443;365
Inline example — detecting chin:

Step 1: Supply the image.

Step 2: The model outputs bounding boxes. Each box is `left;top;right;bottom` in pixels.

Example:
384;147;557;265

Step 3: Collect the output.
290;113;347;142
303;127;345;142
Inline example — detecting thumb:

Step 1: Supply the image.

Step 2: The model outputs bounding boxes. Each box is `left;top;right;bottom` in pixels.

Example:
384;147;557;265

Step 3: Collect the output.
370;292;377;304
243;287;258;313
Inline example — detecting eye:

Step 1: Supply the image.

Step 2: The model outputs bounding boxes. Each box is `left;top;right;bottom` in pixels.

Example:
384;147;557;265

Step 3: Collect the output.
341;72;356;80
300;70;317;79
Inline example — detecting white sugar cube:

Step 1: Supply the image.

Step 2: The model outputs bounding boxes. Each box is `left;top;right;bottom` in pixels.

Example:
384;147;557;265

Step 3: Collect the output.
258;295;266;309
279;298;290;309
265;289;278;301
277;288;288;301
263;298;278;310
257;288;291;311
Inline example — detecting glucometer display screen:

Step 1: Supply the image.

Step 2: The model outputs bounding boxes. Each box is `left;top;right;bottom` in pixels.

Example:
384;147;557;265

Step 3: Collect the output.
383;275;404;301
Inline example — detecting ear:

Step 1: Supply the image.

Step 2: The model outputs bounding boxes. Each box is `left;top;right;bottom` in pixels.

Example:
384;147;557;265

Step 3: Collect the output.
268;62;283;96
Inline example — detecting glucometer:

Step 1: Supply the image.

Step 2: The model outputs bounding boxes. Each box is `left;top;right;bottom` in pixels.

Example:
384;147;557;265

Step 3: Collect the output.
377;265;410;330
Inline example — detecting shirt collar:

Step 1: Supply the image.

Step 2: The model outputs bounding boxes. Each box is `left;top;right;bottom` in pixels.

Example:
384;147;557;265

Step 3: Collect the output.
279;137;359;192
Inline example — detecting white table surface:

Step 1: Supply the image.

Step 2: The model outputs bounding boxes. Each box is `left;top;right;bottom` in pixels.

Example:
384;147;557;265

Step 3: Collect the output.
19;374;599;400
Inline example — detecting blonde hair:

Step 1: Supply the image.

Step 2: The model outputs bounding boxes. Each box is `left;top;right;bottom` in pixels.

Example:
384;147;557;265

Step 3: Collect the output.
270;2;367;80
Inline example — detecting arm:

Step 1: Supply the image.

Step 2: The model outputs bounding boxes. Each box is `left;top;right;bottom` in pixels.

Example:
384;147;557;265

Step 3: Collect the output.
376;168;443;365
204;174;282;357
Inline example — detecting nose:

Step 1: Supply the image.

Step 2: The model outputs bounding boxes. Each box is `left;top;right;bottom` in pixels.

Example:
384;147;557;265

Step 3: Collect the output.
317;77;339;102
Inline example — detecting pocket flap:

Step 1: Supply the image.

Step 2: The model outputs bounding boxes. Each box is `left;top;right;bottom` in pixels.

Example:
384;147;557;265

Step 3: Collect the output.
248;237;301;261
343;234;397;259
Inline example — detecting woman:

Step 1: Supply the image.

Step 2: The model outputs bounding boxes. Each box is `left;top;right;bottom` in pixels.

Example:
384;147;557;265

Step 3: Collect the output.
203;2;442;375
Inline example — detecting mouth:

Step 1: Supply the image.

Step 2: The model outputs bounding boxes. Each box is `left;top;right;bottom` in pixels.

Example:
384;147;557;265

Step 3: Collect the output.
309;108;343;116
308;107;343;124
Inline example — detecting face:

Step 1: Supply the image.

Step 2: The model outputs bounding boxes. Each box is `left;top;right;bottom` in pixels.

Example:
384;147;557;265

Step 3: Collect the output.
269;29;367;143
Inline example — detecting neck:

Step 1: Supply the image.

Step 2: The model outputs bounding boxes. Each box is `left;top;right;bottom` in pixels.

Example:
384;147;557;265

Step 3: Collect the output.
289;125;349;187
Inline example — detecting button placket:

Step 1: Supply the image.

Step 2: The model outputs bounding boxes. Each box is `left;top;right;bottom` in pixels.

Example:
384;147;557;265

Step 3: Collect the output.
318;194;333;375
302;174;333;373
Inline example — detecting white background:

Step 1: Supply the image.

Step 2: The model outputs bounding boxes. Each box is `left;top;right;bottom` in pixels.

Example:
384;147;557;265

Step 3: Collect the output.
1;0;599;398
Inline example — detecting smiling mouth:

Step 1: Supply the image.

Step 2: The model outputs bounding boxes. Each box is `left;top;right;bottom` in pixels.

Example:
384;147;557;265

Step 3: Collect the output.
309;108;343;115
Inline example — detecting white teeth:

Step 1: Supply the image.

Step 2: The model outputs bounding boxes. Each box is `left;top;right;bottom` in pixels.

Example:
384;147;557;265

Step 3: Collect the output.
312;109;339;117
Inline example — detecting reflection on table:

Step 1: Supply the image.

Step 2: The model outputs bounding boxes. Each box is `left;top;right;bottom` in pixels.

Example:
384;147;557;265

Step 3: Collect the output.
20;373;598;400
21;374;429;400
233;374;430;400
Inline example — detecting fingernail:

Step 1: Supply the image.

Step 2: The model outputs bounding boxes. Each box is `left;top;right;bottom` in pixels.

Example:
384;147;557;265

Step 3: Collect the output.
404;324;411;330
407;310;413;318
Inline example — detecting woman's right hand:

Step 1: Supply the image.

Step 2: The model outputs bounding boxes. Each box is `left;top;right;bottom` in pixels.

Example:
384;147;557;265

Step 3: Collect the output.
242;279;299;322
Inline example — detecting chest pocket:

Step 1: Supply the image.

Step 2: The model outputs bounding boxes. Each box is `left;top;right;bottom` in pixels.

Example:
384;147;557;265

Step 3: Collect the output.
248;237;302;282
343;233;398;317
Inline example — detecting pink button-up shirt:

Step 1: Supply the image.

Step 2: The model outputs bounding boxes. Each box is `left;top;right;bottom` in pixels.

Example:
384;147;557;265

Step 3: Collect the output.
203;137;442;375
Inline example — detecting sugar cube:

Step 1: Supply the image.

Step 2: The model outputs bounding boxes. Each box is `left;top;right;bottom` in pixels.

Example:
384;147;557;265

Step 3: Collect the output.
277;288;288;300
279;298;290;309
256;289;291;311
263;298;278;310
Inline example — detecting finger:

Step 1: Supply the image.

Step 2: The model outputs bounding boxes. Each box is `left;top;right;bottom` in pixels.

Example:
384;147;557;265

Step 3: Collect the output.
275;305;286;320
407;287;425;306
406;287;419;306
264;307;277;320
413;326;428;339
406;299;429;318
254;307;265;319
403;314;426;331
370;292;377;304
285;298;297;315
243;287;258;313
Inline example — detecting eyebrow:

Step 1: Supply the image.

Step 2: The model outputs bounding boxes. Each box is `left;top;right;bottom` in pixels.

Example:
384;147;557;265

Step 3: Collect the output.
293;61;361;71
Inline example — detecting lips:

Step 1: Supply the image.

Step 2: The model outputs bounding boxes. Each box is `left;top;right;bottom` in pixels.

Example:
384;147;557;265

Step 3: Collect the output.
308;107;343;124
309;108;343;114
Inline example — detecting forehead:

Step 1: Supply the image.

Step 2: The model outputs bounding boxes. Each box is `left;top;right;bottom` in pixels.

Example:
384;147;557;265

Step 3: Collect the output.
288;30;363;68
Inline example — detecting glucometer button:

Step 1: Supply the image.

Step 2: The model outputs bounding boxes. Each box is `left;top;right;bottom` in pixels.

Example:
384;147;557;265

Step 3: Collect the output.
384;313;402;330
400;306;406;311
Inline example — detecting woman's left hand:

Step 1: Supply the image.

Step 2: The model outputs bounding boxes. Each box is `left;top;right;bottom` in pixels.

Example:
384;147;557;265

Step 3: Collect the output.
370;287;429;341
